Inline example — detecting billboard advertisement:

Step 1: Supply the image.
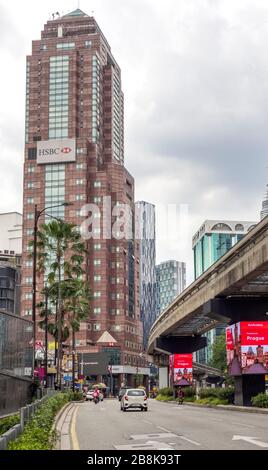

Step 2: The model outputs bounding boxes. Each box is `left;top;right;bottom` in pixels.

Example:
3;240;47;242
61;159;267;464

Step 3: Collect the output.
226;321;268;375
37;138;76;164
171;354;193;386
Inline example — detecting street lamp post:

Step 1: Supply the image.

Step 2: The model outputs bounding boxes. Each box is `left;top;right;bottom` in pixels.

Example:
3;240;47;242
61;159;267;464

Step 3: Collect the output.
44;286;49;388
31;202;73;380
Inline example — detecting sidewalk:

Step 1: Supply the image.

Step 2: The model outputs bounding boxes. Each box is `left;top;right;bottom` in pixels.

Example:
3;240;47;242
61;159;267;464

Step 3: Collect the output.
162;400;268;414
54;402;77;450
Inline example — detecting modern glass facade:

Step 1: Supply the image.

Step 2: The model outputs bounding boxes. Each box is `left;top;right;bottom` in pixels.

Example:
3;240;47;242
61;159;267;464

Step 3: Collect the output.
49;56;69;139
156;260;186;315
0;262;21;315
0;311;33;415
192;219;256;364
260;185;268;220
193;231;243;279
136;202;157;349
193;220;256;280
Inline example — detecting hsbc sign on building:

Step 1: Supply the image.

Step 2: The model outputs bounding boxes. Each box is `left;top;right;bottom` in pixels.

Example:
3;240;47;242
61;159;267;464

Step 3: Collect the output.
37;139;76;164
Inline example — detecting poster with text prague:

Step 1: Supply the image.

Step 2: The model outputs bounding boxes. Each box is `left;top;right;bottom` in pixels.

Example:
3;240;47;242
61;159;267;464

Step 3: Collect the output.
226;321;268;375
173;353;193;385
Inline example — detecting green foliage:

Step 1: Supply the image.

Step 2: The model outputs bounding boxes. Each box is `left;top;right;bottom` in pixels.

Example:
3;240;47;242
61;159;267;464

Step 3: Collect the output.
183;396;196;402
158;387;173;396
183;386;196;397
251;393;268;408
199;387;234;403
208;333;227;372
67;391;83;401
0;414;19;436
7;393;69;450
156;395;175;402
196;397;228;405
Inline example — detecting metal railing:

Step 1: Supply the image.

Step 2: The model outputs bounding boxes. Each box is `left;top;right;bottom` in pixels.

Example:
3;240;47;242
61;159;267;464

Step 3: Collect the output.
0;389;57;450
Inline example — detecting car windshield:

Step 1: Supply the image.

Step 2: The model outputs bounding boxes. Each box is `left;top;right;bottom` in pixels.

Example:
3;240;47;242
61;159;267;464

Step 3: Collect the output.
127;390;145;396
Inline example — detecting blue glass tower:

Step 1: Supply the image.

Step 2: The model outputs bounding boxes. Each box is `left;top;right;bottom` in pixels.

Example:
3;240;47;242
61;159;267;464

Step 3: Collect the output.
192;219;256;364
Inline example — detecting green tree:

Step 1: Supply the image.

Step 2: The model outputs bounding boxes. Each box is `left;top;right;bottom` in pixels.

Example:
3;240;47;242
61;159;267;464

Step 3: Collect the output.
208;333;227;372
30;220;87;388
61;279;91;391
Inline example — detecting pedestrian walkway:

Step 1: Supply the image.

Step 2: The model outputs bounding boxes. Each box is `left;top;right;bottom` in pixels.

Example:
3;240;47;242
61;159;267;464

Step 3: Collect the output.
55;402;77;450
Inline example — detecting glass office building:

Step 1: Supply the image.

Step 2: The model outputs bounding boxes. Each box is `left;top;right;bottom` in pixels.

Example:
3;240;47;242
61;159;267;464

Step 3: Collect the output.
192;219;256;364
156;260;186;315
260;184;268;220
0;311;33;416
135;202;157;349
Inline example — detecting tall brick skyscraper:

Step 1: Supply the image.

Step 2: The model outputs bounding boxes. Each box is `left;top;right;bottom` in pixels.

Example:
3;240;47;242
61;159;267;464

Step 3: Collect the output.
22;9;145;390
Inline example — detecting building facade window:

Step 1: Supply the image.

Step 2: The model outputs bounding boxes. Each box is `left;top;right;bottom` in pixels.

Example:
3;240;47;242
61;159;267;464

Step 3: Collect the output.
45;164;65;220
92;54;101;143
25;61;30;143
49;56;69;139
56;42;75;49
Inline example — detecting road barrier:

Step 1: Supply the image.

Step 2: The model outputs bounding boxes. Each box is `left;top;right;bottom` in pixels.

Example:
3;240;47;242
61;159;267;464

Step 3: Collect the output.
0;389;57;450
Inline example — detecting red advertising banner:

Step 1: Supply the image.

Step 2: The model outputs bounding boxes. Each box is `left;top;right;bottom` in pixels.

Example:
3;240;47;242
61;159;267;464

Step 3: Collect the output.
240;322;268;345
226;321;268;375
172;354;193;385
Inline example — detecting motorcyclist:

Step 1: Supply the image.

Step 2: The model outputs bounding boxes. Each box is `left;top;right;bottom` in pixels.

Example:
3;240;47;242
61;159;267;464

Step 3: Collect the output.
93;388;100;404
177;386;184;405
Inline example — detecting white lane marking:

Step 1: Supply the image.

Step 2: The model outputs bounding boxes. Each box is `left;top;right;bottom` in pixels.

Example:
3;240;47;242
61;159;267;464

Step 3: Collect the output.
157;426;171;433
130;432;177;441
177;436;201;446
114;441;175;450
143;420;153;425
232;422;256;429
232;435;268;448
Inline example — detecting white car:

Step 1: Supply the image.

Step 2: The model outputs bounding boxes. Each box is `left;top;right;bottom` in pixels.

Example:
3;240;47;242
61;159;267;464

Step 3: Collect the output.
86;390;104;401
86;390;94;401
121;388;148;412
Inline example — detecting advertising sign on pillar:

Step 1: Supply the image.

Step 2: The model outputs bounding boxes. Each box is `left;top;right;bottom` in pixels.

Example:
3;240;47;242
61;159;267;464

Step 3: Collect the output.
170;354;193;386
226;321;268;375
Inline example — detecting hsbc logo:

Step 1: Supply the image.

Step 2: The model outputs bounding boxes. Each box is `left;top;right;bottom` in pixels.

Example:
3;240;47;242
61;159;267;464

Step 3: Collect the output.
37;139;76;164
61;147;72;154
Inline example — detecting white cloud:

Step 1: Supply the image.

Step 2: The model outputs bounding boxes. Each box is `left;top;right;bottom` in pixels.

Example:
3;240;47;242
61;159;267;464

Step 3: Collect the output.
0;0;267;284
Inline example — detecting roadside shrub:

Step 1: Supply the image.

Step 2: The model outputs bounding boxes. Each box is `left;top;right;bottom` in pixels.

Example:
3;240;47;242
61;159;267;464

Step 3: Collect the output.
199;387;234;403
156;395;175;402
183;387;196;397
196;397;228;406
251;393;268;408
158;387;173;397
0;414;19;436
67;391;83;402
183;396;195;402
8;393;69;450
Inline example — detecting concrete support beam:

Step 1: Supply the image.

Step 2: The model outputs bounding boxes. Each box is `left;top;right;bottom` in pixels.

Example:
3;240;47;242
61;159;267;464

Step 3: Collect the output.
203;298;268;323
234;374;265;406
156;335;207;354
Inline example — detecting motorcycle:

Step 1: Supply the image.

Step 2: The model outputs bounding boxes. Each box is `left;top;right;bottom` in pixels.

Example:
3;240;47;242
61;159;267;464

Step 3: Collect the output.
93;395;99;404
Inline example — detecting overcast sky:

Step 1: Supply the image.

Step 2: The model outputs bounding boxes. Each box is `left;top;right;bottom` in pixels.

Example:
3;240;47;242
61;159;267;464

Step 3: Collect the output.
0;0;267;283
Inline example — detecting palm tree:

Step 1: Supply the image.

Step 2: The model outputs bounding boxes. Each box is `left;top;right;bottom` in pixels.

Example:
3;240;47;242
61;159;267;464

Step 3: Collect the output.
30;220;87;388
60;279;91;391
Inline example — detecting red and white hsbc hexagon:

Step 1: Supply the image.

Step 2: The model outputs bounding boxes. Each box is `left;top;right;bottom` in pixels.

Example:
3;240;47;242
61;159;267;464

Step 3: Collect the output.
37;138;76;164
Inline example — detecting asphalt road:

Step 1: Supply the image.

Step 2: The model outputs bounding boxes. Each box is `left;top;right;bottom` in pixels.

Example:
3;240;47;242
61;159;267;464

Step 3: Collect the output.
72;399;268;450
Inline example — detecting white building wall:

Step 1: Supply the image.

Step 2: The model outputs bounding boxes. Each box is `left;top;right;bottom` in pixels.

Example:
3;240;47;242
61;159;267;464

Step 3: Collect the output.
0;213;22;254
